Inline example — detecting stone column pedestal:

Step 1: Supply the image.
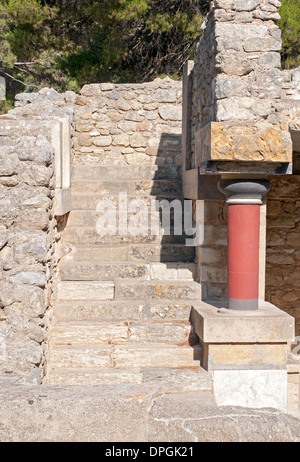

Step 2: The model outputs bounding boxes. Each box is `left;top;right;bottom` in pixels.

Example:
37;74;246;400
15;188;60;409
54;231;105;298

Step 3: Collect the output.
218;179;270;311
192;300;295;411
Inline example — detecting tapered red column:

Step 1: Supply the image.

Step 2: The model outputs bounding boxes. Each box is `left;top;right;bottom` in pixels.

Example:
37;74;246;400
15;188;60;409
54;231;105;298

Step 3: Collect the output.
218;179;270;310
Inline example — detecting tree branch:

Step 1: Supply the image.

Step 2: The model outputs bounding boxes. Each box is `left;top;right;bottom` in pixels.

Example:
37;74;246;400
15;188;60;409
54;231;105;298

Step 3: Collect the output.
0;69;38;87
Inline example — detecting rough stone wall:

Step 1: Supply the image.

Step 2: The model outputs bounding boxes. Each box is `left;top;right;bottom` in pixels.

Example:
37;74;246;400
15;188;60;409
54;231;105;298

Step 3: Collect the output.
0;89;75;384
266;176;300;336
73;79;182;166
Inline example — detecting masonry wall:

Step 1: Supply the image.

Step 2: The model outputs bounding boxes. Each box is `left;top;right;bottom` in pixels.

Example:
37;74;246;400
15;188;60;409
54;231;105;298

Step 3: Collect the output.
190;0;285;169
73;80;183;167
0;89;75;383
266;175;300;336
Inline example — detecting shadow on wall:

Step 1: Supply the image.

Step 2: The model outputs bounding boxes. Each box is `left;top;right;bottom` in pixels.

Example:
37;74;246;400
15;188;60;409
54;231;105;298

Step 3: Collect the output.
149;132;200;348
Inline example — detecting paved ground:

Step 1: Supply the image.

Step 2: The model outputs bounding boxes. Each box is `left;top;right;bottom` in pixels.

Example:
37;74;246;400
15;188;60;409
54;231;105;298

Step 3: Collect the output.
0;372;299;442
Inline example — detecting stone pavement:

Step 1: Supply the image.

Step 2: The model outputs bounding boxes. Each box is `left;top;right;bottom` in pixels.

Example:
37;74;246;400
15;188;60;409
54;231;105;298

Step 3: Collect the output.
0;372;299;442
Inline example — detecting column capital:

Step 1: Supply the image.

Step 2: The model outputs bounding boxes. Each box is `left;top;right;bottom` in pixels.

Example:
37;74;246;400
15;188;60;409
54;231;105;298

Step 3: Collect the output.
217;179;271;205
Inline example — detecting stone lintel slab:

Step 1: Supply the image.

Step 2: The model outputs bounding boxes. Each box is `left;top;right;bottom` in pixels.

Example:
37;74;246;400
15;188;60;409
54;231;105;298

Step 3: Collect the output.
191;300;295;344
195;121;293;166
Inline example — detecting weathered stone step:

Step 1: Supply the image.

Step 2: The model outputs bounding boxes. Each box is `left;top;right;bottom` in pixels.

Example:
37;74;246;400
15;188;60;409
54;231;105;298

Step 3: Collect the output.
50;320;193;346
67;209;187;228
71;193;184;210
44;366;212;390
53;301;194;323
62;243;195;263
71;179;182;196
47;343;202;369
47;345;113;369
60;262;149;281
115;281;201;301
71;164;182;181
62;227;189;246
57;281;115;301
44;367;143;386
57;280;201;302
59;261;196;281
111;343;202;368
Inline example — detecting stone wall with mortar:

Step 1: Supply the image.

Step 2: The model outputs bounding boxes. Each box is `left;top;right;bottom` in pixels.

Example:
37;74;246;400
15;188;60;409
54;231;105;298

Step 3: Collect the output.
73;79;183;167
0;89;75;384
266;176;300;336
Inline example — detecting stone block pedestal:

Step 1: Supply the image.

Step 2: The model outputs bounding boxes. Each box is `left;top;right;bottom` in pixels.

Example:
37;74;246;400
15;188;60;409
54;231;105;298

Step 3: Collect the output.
192;300;295;411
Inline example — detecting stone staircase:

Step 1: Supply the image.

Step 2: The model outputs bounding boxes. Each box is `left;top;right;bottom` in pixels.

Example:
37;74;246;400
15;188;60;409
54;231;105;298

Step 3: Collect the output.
44;164;211;390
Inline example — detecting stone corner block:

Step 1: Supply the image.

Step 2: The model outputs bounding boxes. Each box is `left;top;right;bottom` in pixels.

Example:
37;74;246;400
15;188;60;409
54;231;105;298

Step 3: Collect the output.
195;121;293;166
191;300;295;344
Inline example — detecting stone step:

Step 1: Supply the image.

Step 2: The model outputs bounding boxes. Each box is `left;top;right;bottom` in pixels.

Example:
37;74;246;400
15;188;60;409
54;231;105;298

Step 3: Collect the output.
61;243;195;263
71;164;182;181
115;281;201;301
53;301;194;323
57;281;115;301
71;193;184;210
50;320;194;346
62;227;189;246
44;366;212;390
57;280;201;302
66;209;187;228
111;343;202;368
47;344;113;369
47;343;202;369
44;367;143;386
59;261;196;281
71;179;182;196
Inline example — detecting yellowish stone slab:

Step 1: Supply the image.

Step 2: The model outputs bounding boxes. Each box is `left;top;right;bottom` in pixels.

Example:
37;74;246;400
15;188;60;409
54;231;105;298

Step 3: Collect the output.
195;121;293;165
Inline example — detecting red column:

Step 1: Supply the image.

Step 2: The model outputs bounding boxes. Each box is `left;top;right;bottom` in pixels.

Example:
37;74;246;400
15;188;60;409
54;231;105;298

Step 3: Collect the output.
227;204;260;310
218;179;270;311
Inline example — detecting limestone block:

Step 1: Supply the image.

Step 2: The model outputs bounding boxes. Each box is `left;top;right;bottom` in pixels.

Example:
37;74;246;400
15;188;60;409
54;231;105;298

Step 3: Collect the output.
13;232;48;265
58;281;115;301
235;0;261;10
158;105;182;121
216;54;253;76
204;343;288;370
10;272;47;288
192;301;295;343
195;121;293;165
48;345;112;368
0;151;19;176
111;344;201;368
130;133;147;148
128;321;191;344
93;136;112;147
150;263;196;280
213;369;287;411
151;89;177;103
215;77;248;99
51;323;129;345
19;164;52;187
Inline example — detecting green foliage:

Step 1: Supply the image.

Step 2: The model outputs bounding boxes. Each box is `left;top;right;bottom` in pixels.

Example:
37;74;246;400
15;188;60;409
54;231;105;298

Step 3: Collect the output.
0;0;298;113
279;0;300;68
